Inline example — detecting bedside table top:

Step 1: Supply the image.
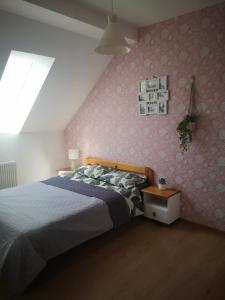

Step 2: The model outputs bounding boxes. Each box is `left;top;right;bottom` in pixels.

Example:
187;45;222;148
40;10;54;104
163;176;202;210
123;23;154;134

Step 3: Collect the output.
57;167;71;172
142;186;180;199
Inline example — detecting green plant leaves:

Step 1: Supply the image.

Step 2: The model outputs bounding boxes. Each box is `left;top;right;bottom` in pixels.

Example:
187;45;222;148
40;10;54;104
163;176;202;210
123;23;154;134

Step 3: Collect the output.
176;114;197;153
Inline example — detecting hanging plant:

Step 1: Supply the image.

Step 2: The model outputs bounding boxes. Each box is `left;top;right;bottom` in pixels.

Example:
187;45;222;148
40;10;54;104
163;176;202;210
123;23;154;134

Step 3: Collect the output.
177;76;198;153
177;114;197;152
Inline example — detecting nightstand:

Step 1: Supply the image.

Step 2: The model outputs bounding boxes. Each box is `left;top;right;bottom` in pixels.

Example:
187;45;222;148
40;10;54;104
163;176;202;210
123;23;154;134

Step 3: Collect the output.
142;186;181;224
57;167;72;176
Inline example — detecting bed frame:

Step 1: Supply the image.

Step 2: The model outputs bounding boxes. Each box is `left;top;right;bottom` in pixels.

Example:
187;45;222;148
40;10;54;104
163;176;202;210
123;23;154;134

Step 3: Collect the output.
83;157;154;185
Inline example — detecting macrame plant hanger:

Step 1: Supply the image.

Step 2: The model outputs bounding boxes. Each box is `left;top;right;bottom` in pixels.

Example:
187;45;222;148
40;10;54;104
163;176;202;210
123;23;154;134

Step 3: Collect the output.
188;76;196;116
176;75;198;152
188;76;197;131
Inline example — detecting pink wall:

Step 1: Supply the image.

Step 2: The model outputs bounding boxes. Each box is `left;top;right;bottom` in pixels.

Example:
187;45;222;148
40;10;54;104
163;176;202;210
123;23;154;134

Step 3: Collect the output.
65;3;225;231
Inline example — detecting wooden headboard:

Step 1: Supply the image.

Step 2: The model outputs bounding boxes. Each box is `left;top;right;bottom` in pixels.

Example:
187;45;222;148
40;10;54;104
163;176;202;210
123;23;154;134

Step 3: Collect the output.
83;157;154;185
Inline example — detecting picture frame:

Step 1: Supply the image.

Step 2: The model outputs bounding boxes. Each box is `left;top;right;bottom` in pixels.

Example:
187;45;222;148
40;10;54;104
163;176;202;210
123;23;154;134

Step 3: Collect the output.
139;80;147;93
146;78;159;91
147;101;158;114
159;76;167;90
158;100;167;115
138;75;169;116
156;90;169;101
139;102;148;115
138;93;149;102
148;91;156;101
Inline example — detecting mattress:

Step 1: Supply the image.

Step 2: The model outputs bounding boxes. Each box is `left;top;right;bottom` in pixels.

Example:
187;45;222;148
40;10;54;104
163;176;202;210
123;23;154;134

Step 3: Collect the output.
0;178;130;294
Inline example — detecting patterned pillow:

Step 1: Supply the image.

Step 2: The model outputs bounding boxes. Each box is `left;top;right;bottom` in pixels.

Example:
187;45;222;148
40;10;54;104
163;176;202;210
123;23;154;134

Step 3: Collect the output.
73;165;112;179
70;172;101;186
70;172;88;181
72;165;89;176
120;172;147;189
100;170;147;189
69;172;144;217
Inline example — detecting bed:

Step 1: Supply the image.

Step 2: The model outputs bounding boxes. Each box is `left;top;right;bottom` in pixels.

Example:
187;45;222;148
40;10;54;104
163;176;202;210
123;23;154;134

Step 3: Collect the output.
0;157;153;294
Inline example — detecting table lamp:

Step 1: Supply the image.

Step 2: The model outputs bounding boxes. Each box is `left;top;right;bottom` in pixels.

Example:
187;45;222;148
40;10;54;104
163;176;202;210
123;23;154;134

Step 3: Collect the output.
68;149;79;170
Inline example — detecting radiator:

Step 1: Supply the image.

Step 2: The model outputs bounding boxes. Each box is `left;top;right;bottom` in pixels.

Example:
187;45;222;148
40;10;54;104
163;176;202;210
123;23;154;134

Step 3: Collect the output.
0;161;17;189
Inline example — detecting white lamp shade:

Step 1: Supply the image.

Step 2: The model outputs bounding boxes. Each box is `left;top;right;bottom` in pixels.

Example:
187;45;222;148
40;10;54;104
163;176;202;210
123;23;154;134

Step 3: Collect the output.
95;16;130;55
68;149;79;160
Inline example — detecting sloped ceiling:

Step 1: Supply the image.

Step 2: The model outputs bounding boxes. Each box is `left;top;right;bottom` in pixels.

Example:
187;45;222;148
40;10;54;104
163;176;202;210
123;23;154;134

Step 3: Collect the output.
0;9;111;132
75;0;224;27
0;0;137;41
0;0;223;132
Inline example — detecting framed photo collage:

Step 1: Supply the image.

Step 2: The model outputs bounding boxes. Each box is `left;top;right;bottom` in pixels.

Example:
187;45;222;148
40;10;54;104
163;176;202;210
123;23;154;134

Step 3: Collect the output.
138;76;169;116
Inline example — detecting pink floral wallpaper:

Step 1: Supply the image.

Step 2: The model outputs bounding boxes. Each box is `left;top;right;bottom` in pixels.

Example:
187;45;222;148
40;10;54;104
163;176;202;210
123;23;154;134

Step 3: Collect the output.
65;3;225;231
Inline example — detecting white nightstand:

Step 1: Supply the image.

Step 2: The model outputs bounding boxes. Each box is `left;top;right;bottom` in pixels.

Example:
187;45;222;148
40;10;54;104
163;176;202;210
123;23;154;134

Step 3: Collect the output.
142;186;181;224
56;167;72;176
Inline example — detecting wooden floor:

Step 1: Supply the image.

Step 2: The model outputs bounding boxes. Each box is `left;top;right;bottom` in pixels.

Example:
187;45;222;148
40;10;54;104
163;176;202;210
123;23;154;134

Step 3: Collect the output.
15;218;225;300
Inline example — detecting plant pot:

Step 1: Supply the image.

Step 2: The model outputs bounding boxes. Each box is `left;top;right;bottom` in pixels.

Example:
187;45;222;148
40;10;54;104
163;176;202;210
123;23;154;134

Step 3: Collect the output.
158;183;166;190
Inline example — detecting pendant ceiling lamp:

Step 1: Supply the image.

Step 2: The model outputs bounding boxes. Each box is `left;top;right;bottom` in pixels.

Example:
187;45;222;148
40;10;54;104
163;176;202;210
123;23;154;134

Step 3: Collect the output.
95;0;130;55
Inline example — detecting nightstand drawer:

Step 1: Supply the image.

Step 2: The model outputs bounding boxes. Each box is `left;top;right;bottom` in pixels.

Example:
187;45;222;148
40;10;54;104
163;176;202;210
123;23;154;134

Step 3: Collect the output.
144;203;170;223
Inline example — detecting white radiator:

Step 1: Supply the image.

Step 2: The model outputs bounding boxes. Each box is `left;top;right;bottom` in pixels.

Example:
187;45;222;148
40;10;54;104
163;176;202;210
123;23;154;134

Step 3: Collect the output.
0;161;17;189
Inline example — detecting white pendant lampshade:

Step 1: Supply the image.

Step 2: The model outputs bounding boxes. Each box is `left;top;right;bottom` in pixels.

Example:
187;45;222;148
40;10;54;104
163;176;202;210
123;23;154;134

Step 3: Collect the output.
68;149;79;160
95;15;130;55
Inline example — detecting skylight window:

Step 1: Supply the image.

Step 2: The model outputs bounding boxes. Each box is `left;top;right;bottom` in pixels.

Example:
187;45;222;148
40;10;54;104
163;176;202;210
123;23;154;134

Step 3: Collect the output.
0;50;55;134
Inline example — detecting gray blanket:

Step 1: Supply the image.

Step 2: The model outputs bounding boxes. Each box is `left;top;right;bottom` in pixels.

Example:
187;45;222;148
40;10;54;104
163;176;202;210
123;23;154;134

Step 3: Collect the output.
42;176;130;227
0;180;129;294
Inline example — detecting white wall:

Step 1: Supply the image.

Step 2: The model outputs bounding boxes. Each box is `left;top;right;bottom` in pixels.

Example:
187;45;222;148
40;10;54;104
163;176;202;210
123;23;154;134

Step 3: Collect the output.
0;9;111;185
0;132;67;185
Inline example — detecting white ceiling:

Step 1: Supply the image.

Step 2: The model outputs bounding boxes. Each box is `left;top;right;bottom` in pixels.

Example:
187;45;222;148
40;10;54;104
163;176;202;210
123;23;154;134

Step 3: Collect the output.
0;0;137;41
0;9;111;132
0;0;104;41
75;0;224;27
